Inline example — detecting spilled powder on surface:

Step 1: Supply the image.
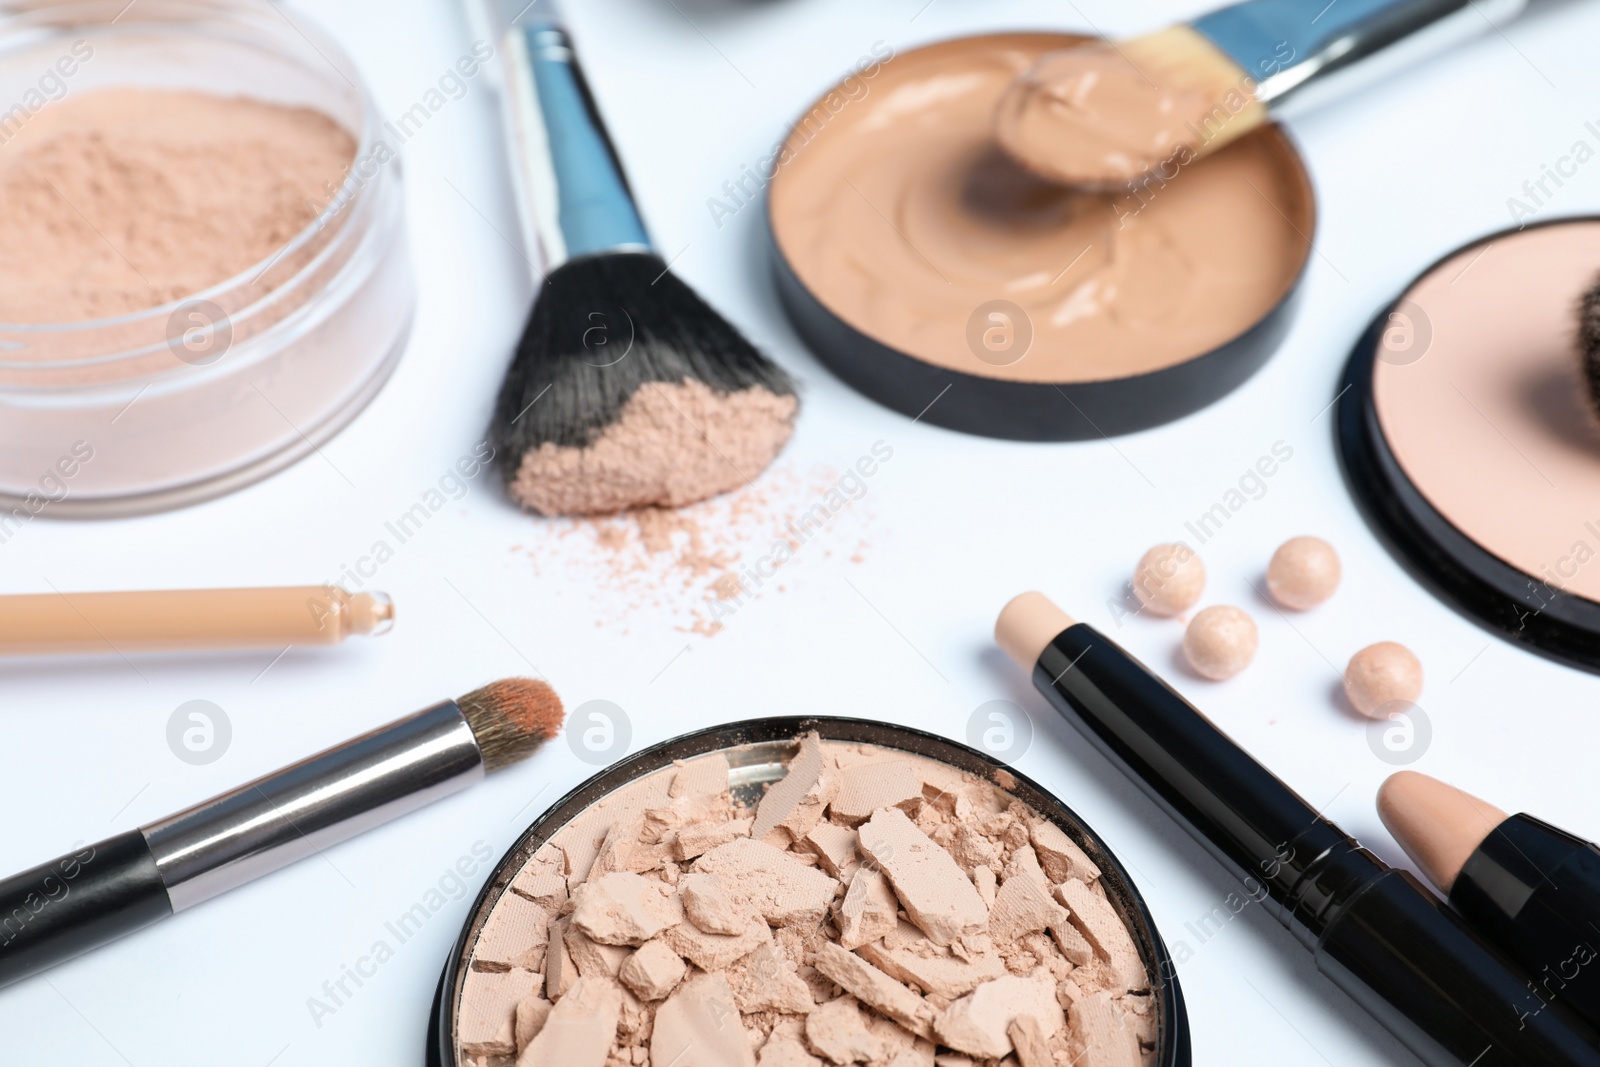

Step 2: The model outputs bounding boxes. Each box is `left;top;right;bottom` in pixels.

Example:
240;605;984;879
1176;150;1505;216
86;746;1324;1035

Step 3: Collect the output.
512;461;877;637
0;88;356;323
509;380;798;516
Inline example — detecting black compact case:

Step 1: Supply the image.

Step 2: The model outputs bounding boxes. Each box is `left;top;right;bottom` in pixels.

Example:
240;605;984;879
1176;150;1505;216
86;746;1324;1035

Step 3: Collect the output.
426;717;1192;1067
1336;216;1600;674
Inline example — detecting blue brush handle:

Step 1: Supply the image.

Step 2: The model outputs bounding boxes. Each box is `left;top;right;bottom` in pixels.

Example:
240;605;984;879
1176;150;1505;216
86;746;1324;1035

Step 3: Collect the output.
516;21;651;264
1193;0;1528;103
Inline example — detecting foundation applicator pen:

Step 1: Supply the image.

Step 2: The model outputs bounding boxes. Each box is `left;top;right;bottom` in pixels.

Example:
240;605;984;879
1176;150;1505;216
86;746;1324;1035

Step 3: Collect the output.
996;592;1600;1067
1379;771;1600;1033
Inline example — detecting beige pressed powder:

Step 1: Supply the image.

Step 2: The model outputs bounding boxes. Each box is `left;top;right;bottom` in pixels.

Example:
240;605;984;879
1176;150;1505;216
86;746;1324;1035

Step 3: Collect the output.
1371;221;1600;602
768;34;1313;388
455;735;1155;1066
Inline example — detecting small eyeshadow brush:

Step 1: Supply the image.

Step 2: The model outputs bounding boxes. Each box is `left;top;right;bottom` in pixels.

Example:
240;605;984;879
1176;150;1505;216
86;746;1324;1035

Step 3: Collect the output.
0;679;563;989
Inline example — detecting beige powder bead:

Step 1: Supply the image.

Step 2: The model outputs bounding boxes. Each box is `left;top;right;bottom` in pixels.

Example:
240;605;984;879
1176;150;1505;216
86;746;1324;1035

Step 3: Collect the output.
1132;543;1205;616
1267;536;1342;610
1345;642;1423;718
1182;606;1258;680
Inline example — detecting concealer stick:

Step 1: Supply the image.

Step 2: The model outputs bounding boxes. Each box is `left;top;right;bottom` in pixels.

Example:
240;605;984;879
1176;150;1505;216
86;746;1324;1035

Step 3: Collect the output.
0;586;393;656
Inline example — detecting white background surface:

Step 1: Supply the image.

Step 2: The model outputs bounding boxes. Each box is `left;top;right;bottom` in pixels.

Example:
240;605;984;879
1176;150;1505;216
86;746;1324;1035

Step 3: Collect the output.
4;0;1600;1063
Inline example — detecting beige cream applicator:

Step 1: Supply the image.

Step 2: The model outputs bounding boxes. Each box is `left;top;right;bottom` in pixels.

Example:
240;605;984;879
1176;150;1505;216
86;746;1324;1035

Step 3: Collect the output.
0;585;393;656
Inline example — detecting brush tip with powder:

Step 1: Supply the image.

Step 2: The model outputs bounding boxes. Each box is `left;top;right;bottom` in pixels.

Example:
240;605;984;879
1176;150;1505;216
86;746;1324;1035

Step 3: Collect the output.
458;677;565;772
490;252;798;518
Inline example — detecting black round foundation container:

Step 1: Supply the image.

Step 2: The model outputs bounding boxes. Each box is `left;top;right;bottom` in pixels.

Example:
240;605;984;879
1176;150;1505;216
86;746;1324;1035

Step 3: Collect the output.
765;33;1317;442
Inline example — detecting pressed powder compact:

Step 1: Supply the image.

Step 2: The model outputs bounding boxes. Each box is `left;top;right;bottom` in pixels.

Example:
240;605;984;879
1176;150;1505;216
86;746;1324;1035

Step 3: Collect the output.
429;718;1190;1067
768;33;1315;440
1337;216;1600;672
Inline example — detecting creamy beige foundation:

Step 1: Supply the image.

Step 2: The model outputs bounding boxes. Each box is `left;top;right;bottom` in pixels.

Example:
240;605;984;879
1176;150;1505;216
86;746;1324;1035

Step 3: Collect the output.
1371;221;1600;602
994;37;1261;188
768;33;1313;386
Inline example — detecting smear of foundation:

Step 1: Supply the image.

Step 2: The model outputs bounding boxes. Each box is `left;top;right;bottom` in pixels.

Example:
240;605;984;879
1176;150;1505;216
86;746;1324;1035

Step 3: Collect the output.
995;42;1223;187
514;461;878;637
0;89;355;323
509;380;798;516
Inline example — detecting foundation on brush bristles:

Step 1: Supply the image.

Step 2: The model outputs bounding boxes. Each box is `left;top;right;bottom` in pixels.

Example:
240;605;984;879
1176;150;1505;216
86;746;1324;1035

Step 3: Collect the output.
1579;272;1600;420
458;678;564;772
490;251;797;517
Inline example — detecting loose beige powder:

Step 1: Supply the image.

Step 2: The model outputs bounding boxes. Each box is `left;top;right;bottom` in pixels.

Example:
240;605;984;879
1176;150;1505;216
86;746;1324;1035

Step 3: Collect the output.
0;88;356;323
509;380;798;516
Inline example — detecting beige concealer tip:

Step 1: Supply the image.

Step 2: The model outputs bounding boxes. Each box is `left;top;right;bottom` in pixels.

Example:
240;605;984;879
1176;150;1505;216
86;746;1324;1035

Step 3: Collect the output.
1377;771;1508;894
348;591;395;636
995;592;1076;670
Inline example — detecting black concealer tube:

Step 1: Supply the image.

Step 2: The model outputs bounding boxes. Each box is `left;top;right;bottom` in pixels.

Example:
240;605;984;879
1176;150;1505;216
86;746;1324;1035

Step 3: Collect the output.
1016;615;1600;1066
1451;814;1600;1033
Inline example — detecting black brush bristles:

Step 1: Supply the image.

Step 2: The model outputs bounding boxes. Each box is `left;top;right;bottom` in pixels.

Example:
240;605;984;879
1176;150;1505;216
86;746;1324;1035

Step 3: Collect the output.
1581;272;1600;421
490;250;795;483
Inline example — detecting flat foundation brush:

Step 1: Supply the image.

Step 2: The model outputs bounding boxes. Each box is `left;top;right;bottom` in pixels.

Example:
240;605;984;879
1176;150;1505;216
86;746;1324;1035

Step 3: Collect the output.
477;0;797;517
0;678;563;989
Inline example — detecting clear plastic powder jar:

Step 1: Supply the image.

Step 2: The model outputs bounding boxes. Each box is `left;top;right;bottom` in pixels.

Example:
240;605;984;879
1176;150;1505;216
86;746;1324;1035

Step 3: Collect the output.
0;0;413;516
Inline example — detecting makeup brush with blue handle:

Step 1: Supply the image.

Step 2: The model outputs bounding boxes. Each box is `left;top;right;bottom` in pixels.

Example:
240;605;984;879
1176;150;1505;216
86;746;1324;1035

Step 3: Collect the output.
996;0;1545;187
469;0;797;517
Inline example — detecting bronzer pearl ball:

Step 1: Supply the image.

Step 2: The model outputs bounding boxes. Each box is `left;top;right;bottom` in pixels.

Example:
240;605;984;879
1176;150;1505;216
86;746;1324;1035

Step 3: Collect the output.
1345;642;1423;718
1133;543;1205;617
1183;606;1258;680
1267;536;1341;610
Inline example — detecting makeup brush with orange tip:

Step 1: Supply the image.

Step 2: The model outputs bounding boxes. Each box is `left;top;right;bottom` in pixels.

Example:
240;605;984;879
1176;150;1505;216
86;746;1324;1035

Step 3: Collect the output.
995;0;1541;188
0;585;393;656
473;0;796;518
0;678;564;989
1379;770;1600;1032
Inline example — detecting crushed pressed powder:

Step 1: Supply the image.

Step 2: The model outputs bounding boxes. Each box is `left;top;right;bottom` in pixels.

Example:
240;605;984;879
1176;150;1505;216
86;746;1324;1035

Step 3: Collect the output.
509;380;799;516
514;460;878;637
0;88;356;323
458;735;1154;1067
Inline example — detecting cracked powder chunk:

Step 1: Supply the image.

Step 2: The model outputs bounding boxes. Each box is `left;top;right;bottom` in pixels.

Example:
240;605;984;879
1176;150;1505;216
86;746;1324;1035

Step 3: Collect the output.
857;808;987;946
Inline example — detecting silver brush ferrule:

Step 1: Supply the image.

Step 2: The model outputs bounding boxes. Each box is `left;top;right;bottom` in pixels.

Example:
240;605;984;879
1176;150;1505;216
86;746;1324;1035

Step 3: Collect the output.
141;701;485;912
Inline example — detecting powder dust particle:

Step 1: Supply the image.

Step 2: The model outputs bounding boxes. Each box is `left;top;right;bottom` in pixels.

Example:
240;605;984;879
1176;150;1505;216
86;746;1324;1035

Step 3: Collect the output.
516;461;880;636
0;88;356;323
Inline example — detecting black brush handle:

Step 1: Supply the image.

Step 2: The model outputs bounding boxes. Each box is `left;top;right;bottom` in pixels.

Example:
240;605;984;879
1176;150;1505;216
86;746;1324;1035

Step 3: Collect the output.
0;831;170;989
